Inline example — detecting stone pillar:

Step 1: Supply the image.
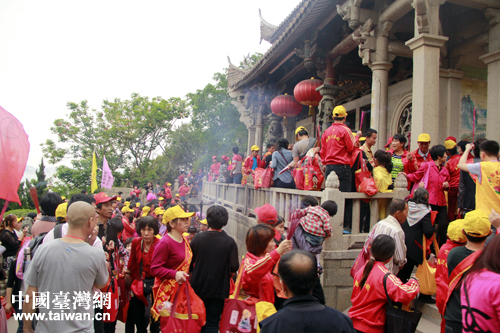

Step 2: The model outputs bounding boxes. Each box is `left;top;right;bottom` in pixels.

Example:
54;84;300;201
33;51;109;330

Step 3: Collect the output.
406;34;448;149
439;69;465;144
370;62;392;150
247;126;256;155
283;118;296;143
255;111;264;151
480;9;500;142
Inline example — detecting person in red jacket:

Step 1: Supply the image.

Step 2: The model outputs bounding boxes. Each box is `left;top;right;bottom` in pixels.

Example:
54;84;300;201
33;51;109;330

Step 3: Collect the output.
408;133;433;171
121;205;136;240
349;234;420;333
403;145;450;247
209;156;221;182
243;145;265;175
388;134;417;183
435;219;466;317
241;224;292;304
163;182;172;201
445;139;461;222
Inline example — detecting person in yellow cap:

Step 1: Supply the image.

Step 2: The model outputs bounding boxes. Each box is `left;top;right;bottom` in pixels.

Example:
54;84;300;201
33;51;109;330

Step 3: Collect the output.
150;206;195;321
243;145;265;176
163;182;173;202
443;209;492;331
444;138;461;222
121;205;136;240
317;105;358;233
289;126;317;168
408;133;432;170
55;202;68;224
141;206;151;217
199;218;208;232
435;218;467;315
458;140;500;218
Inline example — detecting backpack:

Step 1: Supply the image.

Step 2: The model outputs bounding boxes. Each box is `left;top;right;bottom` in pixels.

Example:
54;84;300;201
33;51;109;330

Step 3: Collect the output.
29;223;64;259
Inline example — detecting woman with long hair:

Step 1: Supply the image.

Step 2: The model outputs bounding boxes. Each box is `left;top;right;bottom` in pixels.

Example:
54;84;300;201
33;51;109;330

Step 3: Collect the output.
373;149;394;219
460;233;500;332
124;216;160;333
270;138;295;189
0;215;27;272
241;224;292;304
150;206;194;327
349;234;420;333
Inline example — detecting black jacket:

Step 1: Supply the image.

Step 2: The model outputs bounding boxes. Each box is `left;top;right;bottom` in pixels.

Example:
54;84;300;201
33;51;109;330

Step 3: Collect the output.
402;212;434;264
259;294;354;333
457;157;481;210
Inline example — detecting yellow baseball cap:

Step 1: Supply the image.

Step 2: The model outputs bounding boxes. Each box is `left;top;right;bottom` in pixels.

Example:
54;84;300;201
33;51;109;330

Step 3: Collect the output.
251;145;260;151
122;206;134;214
295;126;307;135
333;105;347;117
154;207;165;216
182;232;190;237
61;196;66;200
463;210;491;237
163;206;195;225
352;132;366;141
445;140;457;150
141;206;151;217
199;219;208;225
175;194;180;197
124;201;131;207
117;197;122;202
417;133;431;142
136;202;141;208
447;219;467;243
159;197;165;201
166;183;172;186
55;202;68;219
17;217;24;222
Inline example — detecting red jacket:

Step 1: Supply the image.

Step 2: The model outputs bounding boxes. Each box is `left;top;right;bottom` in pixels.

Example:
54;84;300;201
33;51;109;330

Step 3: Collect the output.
407;161;450;206
164;187;172;199
410;149;433;170
435;239;463;315
320;123;356;165
445;154;461;188
241;250;280;304
127;237;160;280
243;156;265;175
349;262;419;333
122;217;136;241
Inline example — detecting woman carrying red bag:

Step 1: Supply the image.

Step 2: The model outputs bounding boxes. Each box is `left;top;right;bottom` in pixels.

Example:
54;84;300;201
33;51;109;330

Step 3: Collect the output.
124;216;160;333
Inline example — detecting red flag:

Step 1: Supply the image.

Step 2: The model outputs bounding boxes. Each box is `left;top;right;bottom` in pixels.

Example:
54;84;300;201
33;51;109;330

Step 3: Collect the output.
0;106;30;205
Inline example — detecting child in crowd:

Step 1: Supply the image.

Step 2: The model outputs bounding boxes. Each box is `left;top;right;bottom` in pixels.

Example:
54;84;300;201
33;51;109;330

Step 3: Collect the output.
293;199;337;246
273;216;285;246
373;149;394;219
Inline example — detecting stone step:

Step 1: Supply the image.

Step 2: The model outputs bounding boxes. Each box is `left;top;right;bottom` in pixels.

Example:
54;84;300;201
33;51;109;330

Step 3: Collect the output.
417;302;442;325
416;316;441;333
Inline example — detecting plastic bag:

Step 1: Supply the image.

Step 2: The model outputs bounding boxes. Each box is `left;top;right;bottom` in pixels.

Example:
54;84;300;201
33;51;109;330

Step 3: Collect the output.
160;281;206;331
254;168;264;190
303;156;324;191
355;157;378;196
254;168;273;190
415;236;437;295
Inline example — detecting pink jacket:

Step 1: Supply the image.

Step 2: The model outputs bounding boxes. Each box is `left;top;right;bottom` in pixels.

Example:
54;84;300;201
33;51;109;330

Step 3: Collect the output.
406;161;449;206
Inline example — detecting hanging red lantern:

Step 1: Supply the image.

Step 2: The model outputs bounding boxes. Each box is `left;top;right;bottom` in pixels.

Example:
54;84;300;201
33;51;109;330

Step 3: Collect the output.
270;93;303;124
294;77;323;116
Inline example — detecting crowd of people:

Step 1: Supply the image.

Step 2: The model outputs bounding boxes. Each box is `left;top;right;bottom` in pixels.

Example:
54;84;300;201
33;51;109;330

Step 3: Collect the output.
0;103;499;333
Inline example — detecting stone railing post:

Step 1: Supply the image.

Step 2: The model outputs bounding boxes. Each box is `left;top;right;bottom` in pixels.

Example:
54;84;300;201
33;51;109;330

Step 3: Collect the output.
323;171;343;251
174;179;179;191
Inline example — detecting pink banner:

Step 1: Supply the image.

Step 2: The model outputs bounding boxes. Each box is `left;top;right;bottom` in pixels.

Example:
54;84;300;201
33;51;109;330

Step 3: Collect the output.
101;156;114;189
0;106;30;205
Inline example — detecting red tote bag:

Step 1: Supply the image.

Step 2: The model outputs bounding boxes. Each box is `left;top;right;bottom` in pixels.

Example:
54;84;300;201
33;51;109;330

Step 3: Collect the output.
163;282;203;333
350;229;375;278
303;157;324;191
103;275;120;323
220;263;259;333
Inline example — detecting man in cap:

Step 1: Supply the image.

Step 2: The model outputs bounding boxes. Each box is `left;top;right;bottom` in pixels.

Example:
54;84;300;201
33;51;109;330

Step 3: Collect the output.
443;210;492;332
435;219;467;316
458;140;500;217
94;192;117;240
444;138;461;221
121;205;136;240
243;145;265;175
209;156;221;182
360;129;377;165
408;133;432;170
290;126;317;168
317;105;357;233
23;201;109;333
199;218;209;232
163;182;173;202
55;202;68;224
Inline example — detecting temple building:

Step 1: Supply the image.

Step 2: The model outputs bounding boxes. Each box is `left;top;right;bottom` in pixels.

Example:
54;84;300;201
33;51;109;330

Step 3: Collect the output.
227;0;500;153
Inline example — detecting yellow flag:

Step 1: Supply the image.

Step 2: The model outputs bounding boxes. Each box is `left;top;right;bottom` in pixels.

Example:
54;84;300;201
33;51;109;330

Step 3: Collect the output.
91;151;98;193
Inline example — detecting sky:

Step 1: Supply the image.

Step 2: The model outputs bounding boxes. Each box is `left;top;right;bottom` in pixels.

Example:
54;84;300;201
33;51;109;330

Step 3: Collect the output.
0;0;301;168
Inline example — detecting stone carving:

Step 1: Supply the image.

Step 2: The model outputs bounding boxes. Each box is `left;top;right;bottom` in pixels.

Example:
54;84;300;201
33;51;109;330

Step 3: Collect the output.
414;0;429;34
227;57;249;88
247;174;254;185
174;179;179;191
259;9;279;44
295;31;319;72
394;173;408;190
265;113;284;146
325;171;340;189
317;84;342;120
336;0;364;30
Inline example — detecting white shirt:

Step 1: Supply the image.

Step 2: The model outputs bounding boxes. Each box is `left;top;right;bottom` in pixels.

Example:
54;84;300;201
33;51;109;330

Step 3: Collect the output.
43;223;103;250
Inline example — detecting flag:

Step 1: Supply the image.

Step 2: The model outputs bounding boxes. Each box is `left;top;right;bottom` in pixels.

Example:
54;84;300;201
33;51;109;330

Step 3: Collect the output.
91;150;98;193
101;156;114;189
0;106;30;205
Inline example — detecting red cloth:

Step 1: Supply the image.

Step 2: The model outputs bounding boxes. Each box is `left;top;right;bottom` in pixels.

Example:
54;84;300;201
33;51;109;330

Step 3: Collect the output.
406;161;450;206
127;237;160;280
410;149;433;170
349;262;420;333
243;156;265;175
122;217;135;240
320;123;356;165
435;240;463;315
178;174;185;187
0;107;30;205
178;185;190;197
241;250;281;303
150;234;189;280
210;162;220;176
164;187;172;199
130;189;140;197
445;154;461;188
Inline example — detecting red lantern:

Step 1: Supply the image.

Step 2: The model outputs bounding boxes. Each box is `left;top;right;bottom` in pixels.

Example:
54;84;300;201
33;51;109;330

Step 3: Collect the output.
294;77;323;116
270;93;303;124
